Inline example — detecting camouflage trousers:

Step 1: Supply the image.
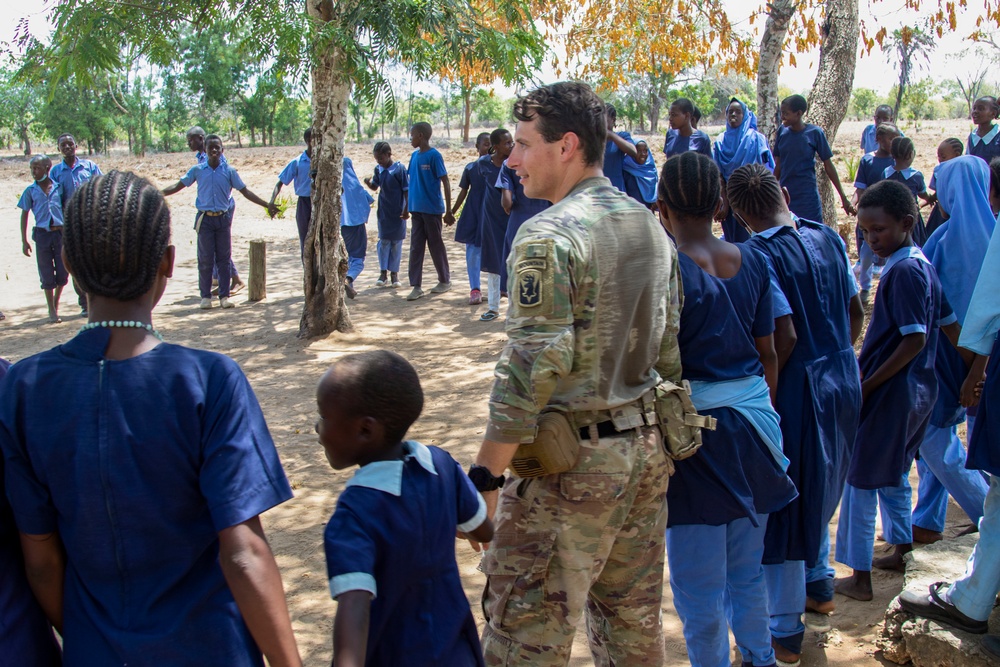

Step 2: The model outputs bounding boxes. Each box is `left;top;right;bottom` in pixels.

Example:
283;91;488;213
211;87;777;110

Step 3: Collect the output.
481;425;672;666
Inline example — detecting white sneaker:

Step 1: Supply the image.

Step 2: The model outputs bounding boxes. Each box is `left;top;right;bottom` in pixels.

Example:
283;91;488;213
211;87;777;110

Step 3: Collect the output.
220;297;235;309
200;298;213;310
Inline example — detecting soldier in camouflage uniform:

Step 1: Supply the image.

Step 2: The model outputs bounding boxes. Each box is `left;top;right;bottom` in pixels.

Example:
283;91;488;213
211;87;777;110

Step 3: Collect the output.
465;82;682;666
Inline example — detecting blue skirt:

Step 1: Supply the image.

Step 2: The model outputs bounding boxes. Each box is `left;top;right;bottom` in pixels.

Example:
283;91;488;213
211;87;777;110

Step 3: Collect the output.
968;335;1000;476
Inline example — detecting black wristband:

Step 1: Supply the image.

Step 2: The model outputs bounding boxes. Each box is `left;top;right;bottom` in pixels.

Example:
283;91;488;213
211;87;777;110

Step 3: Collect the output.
468;464;505;492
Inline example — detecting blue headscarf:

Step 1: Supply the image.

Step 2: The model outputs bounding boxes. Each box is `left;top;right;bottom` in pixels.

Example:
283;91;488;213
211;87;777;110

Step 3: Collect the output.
622;149;658;204
341;156;375;227
713;98;775;181
922;155;996;323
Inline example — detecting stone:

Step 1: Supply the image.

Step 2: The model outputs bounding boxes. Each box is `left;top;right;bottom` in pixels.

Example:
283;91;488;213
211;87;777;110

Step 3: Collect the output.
879;534;999;665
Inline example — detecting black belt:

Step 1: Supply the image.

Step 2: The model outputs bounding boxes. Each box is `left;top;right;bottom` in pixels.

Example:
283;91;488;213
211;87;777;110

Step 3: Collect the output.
579;421;625;439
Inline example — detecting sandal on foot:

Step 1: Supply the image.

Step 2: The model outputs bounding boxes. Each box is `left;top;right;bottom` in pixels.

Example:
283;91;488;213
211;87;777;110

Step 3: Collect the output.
898;582;989;634
479;310;499;322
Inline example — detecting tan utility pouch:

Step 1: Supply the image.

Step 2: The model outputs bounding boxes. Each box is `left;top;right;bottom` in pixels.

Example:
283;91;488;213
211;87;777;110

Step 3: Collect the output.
509;411;581;478
655;380;717;460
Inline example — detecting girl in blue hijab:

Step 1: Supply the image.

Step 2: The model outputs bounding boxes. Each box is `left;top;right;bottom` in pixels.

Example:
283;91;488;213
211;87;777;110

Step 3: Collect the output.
714;98;775;242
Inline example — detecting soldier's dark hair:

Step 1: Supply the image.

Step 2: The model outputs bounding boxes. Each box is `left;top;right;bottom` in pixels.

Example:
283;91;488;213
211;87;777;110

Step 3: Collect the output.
373;141;391;157
875;104;894;118
975;95;1000;118
303;127;312;143
512;82;606;167
890;136;916;162
319;350;424;445
875;122;901;141
941;137;964;157
63;171;171;301
411;121;433;139
658;152;721;219
858;179;917;222
782;94;808;113
727;163;785;220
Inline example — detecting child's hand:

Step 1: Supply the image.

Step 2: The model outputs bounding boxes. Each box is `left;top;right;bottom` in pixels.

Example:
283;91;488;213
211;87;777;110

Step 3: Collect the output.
444;211;456;226
841;199;857;217
976;380;985;399
22;241;32;257
266;202;279;219
401;211;409;220
961;370;985;408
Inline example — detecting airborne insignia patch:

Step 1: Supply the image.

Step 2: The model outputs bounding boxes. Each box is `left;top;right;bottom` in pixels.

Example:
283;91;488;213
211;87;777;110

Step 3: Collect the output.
518;269;542;307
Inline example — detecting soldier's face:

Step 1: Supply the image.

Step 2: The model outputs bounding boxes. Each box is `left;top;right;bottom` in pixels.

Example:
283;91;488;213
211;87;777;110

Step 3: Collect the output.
508;118;560;202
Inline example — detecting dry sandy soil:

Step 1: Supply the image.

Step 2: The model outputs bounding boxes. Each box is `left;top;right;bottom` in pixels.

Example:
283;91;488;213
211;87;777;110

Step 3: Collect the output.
0;118;978;665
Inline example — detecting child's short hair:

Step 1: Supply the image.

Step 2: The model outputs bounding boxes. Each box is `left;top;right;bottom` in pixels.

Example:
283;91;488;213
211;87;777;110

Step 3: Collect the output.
476;131;490;145
63;171;171;301
727;163;785;220
658;152;721;218
692;106;702;125
512;82;606;167
670;97;694;115
858;179;917;222
411;122;433;139
205;134;223;146
988;157;1000;199
57;133;75;145
321;350;423;445
186;126;206;139
941;137;964;156
875;123;901;141
489;128;509;145
781;94;808;113
373;141;391;157
976;95;1000;118
890;136;915;162
303;127;312;143
29;154;52;169
875;104;894;118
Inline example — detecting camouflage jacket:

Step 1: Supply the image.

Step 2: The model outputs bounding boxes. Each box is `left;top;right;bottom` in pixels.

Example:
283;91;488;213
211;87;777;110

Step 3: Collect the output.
486;176;682;444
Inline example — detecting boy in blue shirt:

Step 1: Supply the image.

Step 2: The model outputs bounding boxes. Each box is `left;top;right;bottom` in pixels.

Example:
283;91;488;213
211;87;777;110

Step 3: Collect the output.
270;128;313;260
163;135;277;310
406;122;454;301
860;105;895;154
852;122;900;302
317;350;493;666
18;155;68;323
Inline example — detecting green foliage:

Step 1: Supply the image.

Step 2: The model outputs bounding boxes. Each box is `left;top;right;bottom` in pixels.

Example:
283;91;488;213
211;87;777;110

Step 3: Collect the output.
850;88;881;121
273;194;294;219
0;68;43;154
841;154;860;182
472;89;509;125
666;81;718;121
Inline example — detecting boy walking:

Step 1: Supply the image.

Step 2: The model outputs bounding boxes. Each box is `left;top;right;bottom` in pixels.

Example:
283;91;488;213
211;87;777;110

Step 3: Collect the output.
269;128;313;259
18;155;68;323
406;122;454;301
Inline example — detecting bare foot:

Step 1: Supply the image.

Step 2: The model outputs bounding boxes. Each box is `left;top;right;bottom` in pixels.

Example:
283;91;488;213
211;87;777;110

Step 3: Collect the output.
805;597;836;614
772;638;801;665
834;571;873;601
873;543;912;572
913;526;944;544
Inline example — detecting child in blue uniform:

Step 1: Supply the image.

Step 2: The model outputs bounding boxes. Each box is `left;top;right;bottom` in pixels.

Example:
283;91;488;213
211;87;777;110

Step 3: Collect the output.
406;122;454;301
728;164;865;663
365;142;409;288
658;153;796;667
317;350;493;667
860;105;895;154
18;154;68;323
834;180;964;602
496;158;550;303
663;97;713;159
923;138;963;239
0;357;62;666
603;103;639;191
478;129;512;321
884;137;931;246
773;95;855;224
968;96;1000;164
623;140;658;209
269;127;313;260
852;123;900;302
341;156;375;299
714;98;775;243
452;132;491;304
0;171;301;667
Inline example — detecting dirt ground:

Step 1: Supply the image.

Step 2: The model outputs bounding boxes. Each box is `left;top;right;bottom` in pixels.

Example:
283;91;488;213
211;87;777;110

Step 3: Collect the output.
0;118;979;665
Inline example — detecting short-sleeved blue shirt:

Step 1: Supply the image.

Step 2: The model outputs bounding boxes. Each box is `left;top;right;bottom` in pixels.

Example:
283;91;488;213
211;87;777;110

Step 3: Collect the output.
478;157;508;275
860;124;878;154
968;125;1000;164
854;153;894;189
278;151;312;197
49;158;102;208
180;161;247;212
407;148;447;214
883;167;926;201
371;161;408;241
0;328;293;665
774;124;834;224
603;130;635;192
17;181;65;230
663;129;713;159
454;159;485;245
324;441;486;667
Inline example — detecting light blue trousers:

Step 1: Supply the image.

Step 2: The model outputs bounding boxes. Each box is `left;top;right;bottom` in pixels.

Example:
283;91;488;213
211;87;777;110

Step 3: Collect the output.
466;244;482;291
376;239;402;273
944;474;1000;621
668;515;776;667
764;560;805;654
912;422;988;532
835;475;912;571
486;273;501;312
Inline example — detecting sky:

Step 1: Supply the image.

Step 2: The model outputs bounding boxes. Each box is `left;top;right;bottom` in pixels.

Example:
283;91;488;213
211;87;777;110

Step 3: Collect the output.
1;0;996;96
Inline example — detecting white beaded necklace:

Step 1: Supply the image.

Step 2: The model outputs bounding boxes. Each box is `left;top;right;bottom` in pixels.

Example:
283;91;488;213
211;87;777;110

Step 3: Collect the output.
79;320;164;341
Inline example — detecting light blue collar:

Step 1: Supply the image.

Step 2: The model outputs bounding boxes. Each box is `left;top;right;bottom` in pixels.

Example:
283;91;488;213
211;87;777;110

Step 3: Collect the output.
971;125;1000;146
883;245;928;277
756;223;796;239
345;441;437;496
883;166;916;180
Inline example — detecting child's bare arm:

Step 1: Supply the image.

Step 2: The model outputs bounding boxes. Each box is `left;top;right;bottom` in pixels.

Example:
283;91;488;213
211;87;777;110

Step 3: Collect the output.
162;181;187;196
239;187;279;218
219;516;302;667
20;210;32;257
941;320;974;365
961;354;988;408
452;187;469;217
754;333;779;405
269;181;283;207
772;156;782;181
465;516;494;544
822;159;857;216
917;190;933;205
442;176;455;225
773;315;797;375
501;189;513;216
849;294;865;345
608;132;639;159
333;590;371;667
19;531;65;632
861;332;925;402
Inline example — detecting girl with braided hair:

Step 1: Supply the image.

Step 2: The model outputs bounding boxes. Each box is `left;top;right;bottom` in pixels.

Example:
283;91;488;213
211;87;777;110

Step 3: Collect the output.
0;171;302;667
659;152;796;667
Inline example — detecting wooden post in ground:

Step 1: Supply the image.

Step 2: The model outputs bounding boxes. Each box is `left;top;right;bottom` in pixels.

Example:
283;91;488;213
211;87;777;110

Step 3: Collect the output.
248;239;266;301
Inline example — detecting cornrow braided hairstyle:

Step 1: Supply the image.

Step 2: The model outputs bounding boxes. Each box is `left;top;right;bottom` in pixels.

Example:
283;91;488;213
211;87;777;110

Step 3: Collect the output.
942;137;964;157
658;152;721;219
874;122;901;141
63;170;171;301
890;136;916;162
373;141;391;157
727;163;785;220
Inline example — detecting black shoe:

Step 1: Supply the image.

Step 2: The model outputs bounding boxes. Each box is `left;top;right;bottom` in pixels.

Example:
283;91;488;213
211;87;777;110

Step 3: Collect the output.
898;582;989;634
345;279;357;300
982;635;1000;660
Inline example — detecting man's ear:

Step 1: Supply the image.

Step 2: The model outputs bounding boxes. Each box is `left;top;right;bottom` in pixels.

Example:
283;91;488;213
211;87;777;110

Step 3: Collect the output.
560;132;581;162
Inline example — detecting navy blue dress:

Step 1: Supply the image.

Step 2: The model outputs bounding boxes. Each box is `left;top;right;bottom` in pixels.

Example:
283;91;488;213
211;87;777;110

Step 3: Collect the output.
774;124;834;224
848;251;951;489
748;222;862;566
667;246;798;527
968;127;1000;165
885;169;928;246
967;335;1000;475
496;162;549;289
477;157;508;275
371;161;408;242
454;160;484;246
663;129;713;158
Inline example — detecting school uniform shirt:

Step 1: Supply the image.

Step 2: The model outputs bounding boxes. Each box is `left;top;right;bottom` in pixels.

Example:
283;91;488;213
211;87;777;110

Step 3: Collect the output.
666;245;797;528
602;130;635;192
278;151;312;197
860;123;878;154
477;157;508;275
0;358;62;666
181;161;246;212
195;152;236;211
17;180;65;230
407;147;447;215
848;246;952;490
773;124;834;224
968;124;1000;164
663;128;713;159
885;167;929;245
371;161;408;242
853;153;894;190
748;221;862;566
454;159;485;246
495;162;550;287
49;158;102;206
0;328;294;666
324;441;487;667
341;157;374;227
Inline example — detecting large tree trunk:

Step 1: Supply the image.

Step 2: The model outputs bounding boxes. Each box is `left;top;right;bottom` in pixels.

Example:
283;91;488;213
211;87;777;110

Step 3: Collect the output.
807;0;859;233
301;0;352;337
756;0;797;145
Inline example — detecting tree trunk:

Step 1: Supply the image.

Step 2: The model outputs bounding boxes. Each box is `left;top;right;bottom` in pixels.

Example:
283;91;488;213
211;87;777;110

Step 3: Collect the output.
807;0;859;233
20;126;30;155
756;0;796;146
301;0;352;337
463;87;472;144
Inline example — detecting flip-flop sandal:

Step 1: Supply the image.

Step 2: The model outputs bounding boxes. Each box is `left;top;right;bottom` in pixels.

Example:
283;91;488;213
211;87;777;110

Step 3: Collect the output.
479;310;499;322
899;581;989;634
